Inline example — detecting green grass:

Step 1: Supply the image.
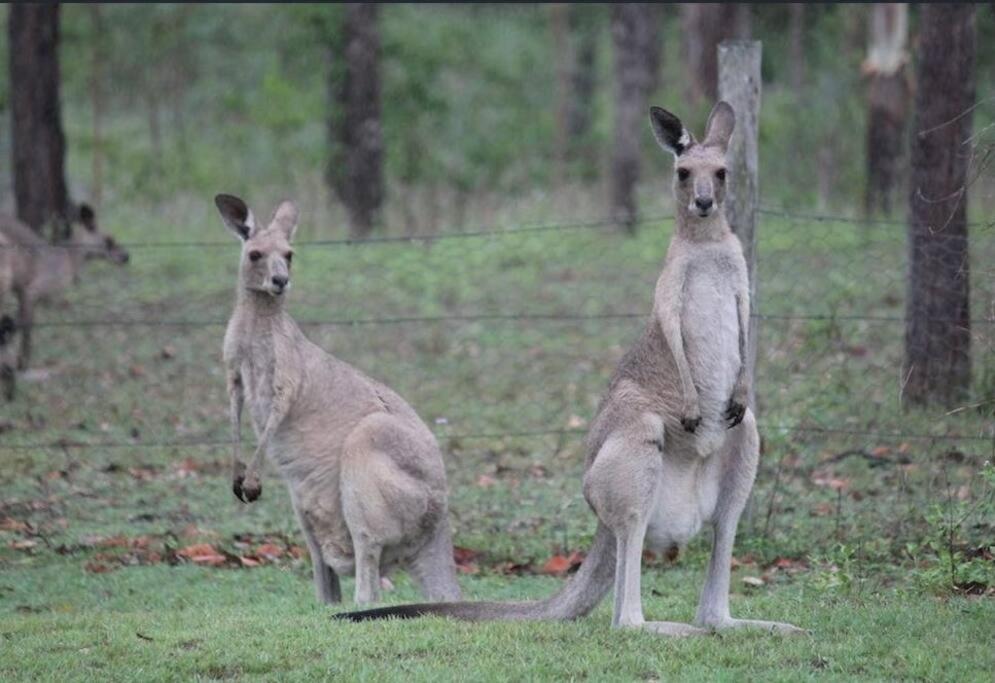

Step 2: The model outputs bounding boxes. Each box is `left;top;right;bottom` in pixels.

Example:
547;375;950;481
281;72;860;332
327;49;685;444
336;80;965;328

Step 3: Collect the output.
1;561;991;681
1;189;993;679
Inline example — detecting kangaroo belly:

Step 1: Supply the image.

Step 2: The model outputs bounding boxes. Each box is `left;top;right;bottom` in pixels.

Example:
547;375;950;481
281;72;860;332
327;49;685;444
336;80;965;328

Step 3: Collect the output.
645;454;721;551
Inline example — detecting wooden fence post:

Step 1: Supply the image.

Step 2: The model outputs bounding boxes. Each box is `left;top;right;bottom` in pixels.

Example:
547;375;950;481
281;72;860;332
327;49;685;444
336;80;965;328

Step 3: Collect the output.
719;40;762;412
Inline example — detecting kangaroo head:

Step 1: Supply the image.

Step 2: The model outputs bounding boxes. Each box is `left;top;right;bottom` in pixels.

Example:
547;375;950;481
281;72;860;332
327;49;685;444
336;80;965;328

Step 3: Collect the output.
649;101;735;221
70;203;130;265
215;193;299;298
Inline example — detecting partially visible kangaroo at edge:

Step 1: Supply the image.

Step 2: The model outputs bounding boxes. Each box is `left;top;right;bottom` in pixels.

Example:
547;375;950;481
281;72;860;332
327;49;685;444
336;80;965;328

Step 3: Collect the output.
337;102;804;637
216;194;461;606
0;204;130;371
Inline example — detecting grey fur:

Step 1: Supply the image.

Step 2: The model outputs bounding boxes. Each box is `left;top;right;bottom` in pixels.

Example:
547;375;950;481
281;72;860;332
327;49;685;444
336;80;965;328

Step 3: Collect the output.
217;194;461;606
338;102;803;636
0;208;129;372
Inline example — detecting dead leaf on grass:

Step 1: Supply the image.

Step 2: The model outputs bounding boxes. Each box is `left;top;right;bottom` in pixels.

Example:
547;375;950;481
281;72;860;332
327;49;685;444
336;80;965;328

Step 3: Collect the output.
177;543;227;566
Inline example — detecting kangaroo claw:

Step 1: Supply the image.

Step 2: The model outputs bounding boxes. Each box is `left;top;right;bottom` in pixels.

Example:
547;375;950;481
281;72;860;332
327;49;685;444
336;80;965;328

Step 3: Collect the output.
724;399;746;428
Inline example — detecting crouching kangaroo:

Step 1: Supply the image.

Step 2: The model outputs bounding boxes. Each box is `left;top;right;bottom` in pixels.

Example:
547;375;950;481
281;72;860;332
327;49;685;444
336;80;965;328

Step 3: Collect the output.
338;103;802;636
216;194;461;605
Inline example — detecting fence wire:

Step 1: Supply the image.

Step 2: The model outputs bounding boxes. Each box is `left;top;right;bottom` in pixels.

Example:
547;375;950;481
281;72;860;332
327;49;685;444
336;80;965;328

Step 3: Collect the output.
1;208;992;454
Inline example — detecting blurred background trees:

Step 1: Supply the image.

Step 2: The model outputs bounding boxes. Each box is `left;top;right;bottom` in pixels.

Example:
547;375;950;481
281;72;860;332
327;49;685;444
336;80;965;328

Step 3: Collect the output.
2;4;991;229
8;4;69;235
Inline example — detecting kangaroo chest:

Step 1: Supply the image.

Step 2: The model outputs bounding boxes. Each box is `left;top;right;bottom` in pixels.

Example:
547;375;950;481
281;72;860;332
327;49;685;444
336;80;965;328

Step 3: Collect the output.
680;249;742;401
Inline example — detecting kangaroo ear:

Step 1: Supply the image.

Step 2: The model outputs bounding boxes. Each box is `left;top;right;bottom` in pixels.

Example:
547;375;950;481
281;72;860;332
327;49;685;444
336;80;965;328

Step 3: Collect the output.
78;203;97;232
702;101;735;151
270;200;299;242
650;106;695;157
214;194;257;241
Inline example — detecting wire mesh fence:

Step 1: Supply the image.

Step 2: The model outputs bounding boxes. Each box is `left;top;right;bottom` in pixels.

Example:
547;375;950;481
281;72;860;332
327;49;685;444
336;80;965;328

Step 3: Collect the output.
3;208;992;444
1;205;992;562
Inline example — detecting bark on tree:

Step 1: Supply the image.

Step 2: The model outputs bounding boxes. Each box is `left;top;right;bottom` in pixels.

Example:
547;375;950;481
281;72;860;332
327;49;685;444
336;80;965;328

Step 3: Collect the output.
610;3;659;233
863;3;910;217
329;4;384;237
550;3;571;184
788;4;806;92
681;4;749;106
903;4;976;408
552;4;600;180
9;3;69;235
566;5;597;147
90;4;105;209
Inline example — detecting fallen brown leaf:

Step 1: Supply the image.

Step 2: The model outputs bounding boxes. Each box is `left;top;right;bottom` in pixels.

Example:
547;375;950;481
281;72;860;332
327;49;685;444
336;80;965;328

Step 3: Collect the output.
84;561;115;574
255;543;283;560
542;551;584;575
0;517;30;532
177;543;227;566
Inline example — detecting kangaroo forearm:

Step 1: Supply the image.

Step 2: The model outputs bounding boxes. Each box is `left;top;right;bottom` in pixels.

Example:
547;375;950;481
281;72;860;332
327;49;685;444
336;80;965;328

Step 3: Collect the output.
660;317;695;401
246;404;286;475
734;294;750;393
229;397;243;464
227;372;244;466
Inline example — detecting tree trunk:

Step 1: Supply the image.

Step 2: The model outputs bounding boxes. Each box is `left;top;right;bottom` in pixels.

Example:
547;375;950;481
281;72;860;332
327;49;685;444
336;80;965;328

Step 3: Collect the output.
550;3;570;185
681;4;748;106
788;4;806;92
903;4;976;408
567;6;597;145
90;4;105;209
610;3;657;233
9;4;69;235
863;3;910;217
329;4;384;237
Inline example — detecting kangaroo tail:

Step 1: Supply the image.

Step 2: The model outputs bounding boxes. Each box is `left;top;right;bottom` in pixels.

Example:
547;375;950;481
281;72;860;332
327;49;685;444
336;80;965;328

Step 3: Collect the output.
334;523;616;623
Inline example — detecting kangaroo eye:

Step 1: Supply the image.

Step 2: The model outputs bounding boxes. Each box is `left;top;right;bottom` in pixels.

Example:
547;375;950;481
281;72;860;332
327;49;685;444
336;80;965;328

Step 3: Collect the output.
677;168;690;182
715;168;726;182
248;250;263;262
285;252;293;264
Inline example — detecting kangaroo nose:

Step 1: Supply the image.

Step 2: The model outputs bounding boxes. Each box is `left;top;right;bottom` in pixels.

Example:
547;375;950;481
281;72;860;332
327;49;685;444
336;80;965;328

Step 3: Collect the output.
695;197;713;212
272;275;288;288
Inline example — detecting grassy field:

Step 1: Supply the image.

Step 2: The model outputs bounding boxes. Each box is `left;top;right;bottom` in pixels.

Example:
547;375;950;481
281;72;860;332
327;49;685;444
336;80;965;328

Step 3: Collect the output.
1;190;992;680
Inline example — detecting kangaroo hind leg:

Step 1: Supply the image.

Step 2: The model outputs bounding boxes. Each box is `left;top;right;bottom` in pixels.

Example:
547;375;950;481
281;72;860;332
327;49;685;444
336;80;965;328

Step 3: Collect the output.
694;409;805;635
585;414;707;636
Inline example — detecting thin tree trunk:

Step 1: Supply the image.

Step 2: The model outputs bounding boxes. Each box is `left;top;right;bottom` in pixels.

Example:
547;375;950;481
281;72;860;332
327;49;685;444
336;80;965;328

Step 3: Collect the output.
550;3;571;186
863;3;910;217
681;4;747;106
903;4;976;408
610;3;656;233
89;4;105;209
330;4;384;237
788;4;806;92
9;3;69;235
567;6;597;145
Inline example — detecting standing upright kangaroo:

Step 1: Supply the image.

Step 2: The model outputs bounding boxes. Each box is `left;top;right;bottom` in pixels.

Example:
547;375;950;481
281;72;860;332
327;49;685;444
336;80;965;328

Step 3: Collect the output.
0;204;129;371
339;103;803;636
216;194;461;605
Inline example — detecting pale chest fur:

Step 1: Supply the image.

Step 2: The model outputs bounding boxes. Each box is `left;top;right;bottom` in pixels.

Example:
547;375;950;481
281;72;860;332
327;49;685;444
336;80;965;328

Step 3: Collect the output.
679;240;745;405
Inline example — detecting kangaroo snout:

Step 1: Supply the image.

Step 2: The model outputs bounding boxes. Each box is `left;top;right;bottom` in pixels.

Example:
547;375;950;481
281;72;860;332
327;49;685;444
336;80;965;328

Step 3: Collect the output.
694;197;713;213
271;275;289;289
